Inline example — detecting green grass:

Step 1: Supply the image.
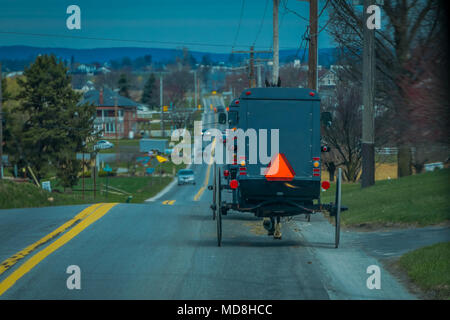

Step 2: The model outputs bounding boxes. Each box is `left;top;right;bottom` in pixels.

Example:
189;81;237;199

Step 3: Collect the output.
97;139;140;154
69;176;174;203
0;180;94;209
0;173;176;209
321;168;450;228
398;242;450;299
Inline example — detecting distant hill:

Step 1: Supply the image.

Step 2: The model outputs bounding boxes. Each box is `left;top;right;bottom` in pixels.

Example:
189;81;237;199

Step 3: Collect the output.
0;45;339;71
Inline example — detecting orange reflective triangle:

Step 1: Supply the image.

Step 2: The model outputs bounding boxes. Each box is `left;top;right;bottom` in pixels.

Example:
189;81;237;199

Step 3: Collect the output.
264;153;295;181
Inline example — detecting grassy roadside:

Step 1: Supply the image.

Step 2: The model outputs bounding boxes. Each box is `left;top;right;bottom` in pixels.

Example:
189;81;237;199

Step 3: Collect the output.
398;242;450;299
321;168;450;228
0;175;174;209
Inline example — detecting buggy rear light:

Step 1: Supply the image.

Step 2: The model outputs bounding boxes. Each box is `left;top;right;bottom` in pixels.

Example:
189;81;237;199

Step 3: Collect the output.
309;92;315;97
313;161;320;168
322;181;330;190
223;170;230;177
230;179;239;189
245;91;251;96
321;145;329;152
235;100;240;105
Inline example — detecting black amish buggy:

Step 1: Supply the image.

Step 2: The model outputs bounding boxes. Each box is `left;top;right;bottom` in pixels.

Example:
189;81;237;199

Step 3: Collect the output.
209;87;347;247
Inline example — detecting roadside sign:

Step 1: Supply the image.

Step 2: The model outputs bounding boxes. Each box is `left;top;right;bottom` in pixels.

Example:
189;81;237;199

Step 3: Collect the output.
156;155;168;163
163;106;169;112
41;181;52;192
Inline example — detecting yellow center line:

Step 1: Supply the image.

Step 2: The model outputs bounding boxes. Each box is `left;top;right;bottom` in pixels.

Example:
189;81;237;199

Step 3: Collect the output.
0;202;119;297
193;138;216;201
0;203;104;276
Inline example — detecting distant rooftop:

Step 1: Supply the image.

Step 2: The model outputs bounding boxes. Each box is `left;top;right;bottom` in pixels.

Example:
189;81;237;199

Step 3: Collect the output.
79;88;139;108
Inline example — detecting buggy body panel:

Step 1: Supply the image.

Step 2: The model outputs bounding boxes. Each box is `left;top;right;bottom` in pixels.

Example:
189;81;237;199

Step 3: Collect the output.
234;88;322;211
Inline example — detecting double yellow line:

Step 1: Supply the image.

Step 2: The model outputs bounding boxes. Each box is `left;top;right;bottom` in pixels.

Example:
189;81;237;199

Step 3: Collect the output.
193;138;216;201
0;202;118;297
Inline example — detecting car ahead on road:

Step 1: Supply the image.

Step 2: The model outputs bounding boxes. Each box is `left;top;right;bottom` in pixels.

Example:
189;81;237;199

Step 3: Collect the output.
94;140;114;150
202;129;212;137
177;169;196;185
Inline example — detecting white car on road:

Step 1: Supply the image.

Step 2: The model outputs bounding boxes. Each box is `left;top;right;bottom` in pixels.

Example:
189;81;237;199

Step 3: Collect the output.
94;140;114;150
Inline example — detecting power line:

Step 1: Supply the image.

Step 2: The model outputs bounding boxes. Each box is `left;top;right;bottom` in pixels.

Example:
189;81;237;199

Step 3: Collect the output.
253;0;270;47
282;1;309;22
0;30;282;50
318;0;330;18
232;0;246;51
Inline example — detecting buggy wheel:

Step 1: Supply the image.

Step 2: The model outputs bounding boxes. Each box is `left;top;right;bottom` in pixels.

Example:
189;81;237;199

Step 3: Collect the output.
215;167;222;247
335;168;342;248
212;162;217;220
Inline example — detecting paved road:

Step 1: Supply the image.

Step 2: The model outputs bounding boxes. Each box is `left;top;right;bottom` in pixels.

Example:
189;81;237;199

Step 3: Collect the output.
0;109;432;300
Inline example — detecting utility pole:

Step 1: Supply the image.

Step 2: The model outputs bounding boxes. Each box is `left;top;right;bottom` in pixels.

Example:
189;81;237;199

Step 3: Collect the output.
232;47;271;88
114;96;119;164
0;62;3;179
257;64;262;87
194;70;198;109
361;0;375;188
272;0;279;85
160;74;164;138
308;0;318;91
249;46;256;88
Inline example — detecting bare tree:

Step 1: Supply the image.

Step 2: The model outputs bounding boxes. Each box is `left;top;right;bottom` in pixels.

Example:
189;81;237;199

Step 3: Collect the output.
322;83;363;182
328;0;444;177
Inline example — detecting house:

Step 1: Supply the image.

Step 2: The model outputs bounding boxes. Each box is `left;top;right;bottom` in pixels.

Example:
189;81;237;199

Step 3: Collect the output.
79;88;139;138
80;80;95;92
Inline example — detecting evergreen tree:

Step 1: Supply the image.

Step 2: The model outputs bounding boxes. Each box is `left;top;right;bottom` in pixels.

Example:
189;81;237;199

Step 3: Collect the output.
141;73;157;108
1;75;10;102
15;54;96;187
118;73;130;98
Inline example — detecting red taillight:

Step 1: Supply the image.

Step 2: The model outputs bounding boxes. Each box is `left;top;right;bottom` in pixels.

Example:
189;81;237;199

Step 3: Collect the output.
322;181;330;190
224;170;230;177
235;100;240;105
309;92;315;97
230;179;239;189
246;91;251;96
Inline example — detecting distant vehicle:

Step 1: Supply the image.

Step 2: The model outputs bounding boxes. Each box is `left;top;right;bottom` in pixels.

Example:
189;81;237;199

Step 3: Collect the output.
177;169;195;185
202;129;212;137
139;139;168;153
94;140;114;150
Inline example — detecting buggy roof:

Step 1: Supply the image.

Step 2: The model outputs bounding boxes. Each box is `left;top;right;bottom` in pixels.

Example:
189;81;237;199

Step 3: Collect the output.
239;87;320;101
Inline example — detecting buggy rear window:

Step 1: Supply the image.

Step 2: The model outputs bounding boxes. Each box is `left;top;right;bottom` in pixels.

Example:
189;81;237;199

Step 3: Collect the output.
228;111;238;126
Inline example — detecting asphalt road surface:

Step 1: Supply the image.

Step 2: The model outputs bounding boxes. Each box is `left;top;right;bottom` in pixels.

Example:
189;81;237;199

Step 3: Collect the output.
0;109;433;300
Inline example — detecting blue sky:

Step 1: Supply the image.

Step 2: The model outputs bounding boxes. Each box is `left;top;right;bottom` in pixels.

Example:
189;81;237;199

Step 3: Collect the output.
0;0;335;52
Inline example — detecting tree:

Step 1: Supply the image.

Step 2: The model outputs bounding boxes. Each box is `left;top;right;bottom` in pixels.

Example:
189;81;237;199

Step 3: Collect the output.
328;0;444;177
1;75;11;102
118;73;130;98
322;83;363;182
224;71;249;97
13;55;96;188
164;66;192;107
141;73;157;108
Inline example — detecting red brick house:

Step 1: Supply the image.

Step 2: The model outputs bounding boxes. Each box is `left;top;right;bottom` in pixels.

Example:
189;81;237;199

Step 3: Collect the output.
80;88;139;138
